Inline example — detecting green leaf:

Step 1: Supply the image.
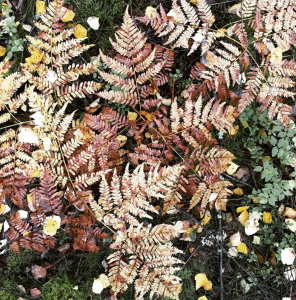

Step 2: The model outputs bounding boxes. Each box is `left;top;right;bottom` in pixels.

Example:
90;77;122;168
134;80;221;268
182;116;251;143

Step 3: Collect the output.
254;166;263;172
272;147;278;157
270;136;277;146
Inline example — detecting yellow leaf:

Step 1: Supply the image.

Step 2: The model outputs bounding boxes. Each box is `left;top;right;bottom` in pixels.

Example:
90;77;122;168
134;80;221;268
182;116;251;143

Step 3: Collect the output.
23;231;30;236
197;211;211;233
195;273;212;290
74;24;87;38
233;188;244;196
0;203;6;215
27;193;33;203
0;46;6;57
145;132;151;138
239;117;249;128
0;77;13;91
238;210;249;226
31;170;40;178
190;0;198;4
226;162;239;175
237;242;249;254
154;205;161;211
26;49;43;65
216;28;226;38
228;3;242;14
139;111;153;122
98;197;103;205
43;216;61;236
237;206;249;213
258;129;267;136
269;47;282;64
36;1;46;14
198;297;208;300
145;6;156;18
62;10;75;22
230;125;238;135
262;211;272;224
262;156;272;163
128;111;137;121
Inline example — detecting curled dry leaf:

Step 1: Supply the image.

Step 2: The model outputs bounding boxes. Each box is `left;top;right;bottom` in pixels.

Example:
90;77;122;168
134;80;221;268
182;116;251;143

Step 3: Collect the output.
284;207;296;219
245;211;262;236
87;17;100;30
32;265;47;279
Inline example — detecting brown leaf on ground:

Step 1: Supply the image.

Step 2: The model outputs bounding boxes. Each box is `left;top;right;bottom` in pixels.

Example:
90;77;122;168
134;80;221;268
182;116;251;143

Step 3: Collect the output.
32;265;47;279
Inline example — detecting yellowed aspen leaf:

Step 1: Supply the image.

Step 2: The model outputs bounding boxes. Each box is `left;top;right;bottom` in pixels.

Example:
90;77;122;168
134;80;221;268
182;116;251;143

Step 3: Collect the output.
74;24;87;38
229;232;241;246
62;10;75;22
145;132;151;138
253;236;260;245
0;46;6;57
237;242;249;254
216;28;226;38
190;0;198;4
226;162;239;175
128;111;137;121
197;211;211;233
262;211;272;224
239;117;249;128
269;47;282;64
26;49;43;65
23;231;30;236
233;188;244;196
195;273;212;290
43;216;61;236
238;210;249;226
31;170;40;178
230;126;238;135
237;206;249;214
284;207;296;219
116;135;127;146
139;111;153;122
145;6;157;18
0;204;6;215
36;1;46;14
198;296;208;300
269;251;277;265
228;3;242;14
0;77;13;91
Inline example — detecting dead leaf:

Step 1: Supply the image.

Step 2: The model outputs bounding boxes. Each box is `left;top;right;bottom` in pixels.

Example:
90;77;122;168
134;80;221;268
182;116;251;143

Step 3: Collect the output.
195;273;212;290
31;288;41;299
32;265;47;279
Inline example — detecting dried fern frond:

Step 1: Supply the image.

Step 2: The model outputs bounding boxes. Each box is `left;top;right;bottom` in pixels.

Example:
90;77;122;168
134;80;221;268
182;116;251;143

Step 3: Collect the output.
137;0;216;55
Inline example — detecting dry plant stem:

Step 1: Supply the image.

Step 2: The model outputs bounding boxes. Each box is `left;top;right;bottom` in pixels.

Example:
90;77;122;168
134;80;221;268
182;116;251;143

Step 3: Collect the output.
174;206;270;299
219;209;223;300
222;173;253;188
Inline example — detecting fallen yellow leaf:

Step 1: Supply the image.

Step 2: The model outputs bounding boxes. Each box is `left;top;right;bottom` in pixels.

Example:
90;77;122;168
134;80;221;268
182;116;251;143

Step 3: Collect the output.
145;6;156;18
216;28;226;38
237;206;249;214
145;132;151;139
74;24;87;38
238;210;249;226
262;211;272;224
226;162;239;175
239;117;249;128
0;46;6;57
198;296;208;300
26;49;43;65
233;188;244;196
62;10;75;22
230;125;238;135
43;216;61;236
36;1;46;14
269;47;282;64
228;3;242;15
31;170;40;178
139;111;153;122
237;242;249;254
0;203;6;215
128;111;137;121
195;273;212;290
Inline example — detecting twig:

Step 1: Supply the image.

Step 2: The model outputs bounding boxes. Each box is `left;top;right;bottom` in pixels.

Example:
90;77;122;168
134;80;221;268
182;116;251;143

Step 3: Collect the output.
222;173;254;188
218;210;224;300
248;164;258;189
